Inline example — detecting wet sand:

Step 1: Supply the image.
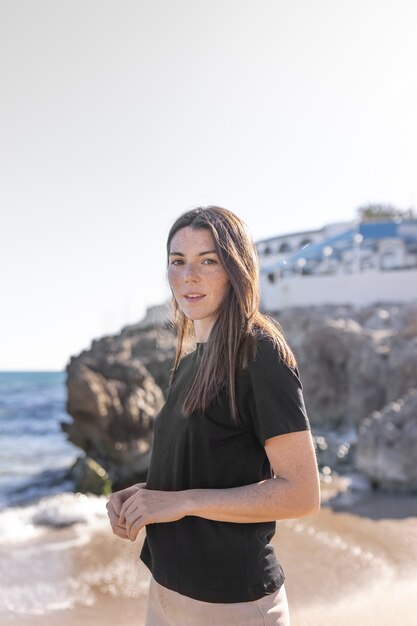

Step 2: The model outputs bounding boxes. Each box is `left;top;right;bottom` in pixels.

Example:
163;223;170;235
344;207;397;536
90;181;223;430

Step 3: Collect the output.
2;482;417;626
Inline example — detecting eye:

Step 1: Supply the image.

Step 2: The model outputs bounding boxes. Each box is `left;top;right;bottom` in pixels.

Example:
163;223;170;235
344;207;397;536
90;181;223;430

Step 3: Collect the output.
169;258;217;265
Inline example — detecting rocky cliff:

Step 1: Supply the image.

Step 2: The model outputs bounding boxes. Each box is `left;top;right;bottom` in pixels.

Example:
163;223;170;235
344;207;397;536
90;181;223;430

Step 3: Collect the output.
62;300;417;494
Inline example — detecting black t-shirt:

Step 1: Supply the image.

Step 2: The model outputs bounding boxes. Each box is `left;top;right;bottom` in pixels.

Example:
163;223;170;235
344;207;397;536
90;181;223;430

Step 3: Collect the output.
139;334;311;603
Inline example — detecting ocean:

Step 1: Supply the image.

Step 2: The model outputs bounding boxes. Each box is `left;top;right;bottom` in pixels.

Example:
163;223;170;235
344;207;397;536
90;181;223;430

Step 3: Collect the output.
0;371;78;510
0;372;111;619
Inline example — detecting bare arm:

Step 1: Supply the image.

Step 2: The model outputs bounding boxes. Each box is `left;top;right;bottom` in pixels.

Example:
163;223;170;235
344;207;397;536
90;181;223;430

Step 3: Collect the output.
118;431;321;541
184;430;321;522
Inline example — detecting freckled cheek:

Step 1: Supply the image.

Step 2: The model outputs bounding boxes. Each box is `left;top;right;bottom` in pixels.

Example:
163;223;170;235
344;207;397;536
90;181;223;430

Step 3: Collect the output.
167;267;228;294
167;268;181;289
167;266;207;282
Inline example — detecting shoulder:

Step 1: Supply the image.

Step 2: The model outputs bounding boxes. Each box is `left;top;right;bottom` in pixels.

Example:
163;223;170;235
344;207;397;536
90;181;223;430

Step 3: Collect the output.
242;331;310;442
247;332;301;385
252;332;282;359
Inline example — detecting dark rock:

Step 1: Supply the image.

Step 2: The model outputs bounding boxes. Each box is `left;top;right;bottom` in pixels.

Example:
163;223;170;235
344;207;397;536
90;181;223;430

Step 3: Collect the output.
356;388;417;493
70;455;112;496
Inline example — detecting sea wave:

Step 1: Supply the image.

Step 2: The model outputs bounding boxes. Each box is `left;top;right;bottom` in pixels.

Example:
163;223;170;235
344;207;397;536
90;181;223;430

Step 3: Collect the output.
0;491;109;545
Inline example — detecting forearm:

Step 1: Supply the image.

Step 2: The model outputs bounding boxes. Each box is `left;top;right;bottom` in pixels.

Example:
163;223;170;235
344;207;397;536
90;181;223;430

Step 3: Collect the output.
184;477;319;523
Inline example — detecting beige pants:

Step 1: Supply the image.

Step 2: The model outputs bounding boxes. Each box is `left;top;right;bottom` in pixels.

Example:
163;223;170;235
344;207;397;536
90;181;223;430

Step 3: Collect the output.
144;575;291;626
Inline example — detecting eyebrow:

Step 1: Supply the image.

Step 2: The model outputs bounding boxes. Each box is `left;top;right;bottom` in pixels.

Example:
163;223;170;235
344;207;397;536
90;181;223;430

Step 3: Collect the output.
168;249;218;257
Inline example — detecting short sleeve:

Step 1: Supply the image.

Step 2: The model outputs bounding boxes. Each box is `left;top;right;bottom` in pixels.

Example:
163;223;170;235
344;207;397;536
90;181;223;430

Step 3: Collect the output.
247;337;311;445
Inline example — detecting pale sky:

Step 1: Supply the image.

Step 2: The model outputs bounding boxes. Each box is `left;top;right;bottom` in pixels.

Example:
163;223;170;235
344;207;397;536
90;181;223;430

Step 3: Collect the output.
1;0;416;370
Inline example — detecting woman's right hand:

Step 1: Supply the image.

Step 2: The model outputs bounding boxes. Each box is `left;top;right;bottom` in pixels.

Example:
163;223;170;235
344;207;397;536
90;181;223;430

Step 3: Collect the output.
106;483;146;539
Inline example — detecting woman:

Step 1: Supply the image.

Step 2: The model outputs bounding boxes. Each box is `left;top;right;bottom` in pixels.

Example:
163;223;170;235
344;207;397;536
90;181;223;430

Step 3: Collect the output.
106;206;320;625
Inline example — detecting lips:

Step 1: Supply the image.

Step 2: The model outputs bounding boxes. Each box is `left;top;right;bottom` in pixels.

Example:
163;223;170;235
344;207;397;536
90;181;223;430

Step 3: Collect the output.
184;294;205;302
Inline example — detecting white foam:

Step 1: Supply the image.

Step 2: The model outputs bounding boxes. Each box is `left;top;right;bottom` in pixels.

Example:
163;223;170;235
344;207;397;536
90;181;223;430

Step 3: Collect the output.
0;491;109;545
0;548;150;618
0;578;95;617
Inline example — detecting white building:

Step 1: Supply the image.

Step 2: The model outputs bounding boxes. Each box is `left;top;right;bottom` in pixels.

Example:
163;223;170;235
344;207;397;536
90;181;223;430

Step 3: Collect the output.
257;220;417;310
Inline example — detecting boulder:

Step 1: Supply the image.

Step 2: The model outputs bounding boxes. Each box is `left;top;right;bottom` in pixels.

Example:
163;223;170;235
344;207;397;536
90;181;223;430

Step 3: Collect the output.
61;325;176;489
355;388;417;493
70;455;112;496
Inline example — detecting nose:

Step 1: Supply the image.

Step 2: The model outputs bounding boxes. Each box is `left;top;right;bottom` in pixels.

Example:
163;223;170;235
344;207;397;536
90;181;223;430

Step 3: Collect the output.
183;263;201;281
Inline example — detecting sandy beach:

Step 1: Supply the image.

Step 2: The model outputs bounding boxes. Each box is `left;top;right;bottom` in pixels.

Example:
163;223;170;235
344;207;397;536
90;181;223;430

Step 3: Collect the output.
1;478;417;626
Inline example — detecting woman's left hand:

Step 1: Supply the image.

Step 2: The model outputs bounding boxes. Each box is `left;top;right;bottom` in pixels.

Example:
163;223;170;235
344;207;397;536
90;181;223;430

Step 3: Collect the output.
118;486;190;541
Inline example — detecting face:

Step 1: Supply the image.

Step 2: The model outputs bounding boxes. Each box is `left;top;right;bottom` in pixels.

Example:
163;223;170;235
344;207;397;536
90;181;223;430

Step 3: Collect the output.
167;226;230;342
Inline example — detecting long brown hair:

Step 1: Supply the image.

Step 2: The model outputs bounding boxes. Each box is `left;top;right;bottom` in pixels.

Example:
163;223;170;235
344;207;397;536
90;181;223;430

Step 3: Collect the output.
166;206;296;425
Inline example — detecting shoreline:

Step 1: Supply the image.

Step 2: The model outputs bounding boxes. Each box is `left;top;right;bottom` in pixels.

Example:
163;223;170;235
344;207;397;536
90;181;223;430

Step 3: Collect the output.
319;471;417;519
1;482;416;626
